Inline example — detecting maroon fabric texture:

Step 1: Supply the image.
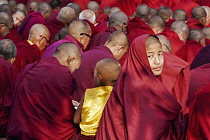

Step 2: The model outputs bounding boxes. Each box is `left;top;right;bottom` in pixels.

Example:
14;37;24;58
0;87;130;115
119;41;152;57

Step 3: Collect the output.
115;0;138;17
100;0;116;11
187;18;205;30
205;38;210;45
71;0;90;10
79;134;95;140
2;27;23;44
161;30;188;61
0;57;18;137
89;26;117;50
44;18;65;41
72;45;116;102
127;17;148;33
7;56;79;140
96;13;108;24
15;0;28;5
94;17;109;34
13;40;41;73
164;19;176;32
96;34;186;140
187;81;210;140
186;39;204;64
18;11;46;40
83;19;98;37
49;10;59;21
199;0;210;7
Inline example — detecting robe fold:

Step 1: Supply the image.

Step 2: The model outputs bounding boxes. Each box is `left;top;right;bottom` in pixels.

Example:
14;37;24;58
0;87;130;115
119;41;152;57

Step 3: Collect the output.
0;57;18;137
71;0;90;10
187;18;205;30
7;56;79;140
94;17;109;34
13;40;41;73
164;19;176;32
49;10;59;21
96;34;186;140
2;27;23;44
127;17;148;33
199;0;210;7
72;45;116;102
115;0;138;17
205;38;210;45
18;11;46;40
96;13;108;24
186;39;203;64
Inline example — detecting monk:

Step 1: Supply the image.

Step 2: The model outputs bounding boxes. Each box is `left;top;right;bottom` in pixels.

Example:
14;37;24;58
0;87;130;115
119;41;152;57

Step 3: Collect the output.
71;0;90;10
202;27;210;45
96;35;187;140
0;4;12;15
186;29;205;64
90;11;128;50
28;1;39;15
48;0;62;21
161;20;189;61
66;3;82;19
96;7;110;24
12;10;26;27
74;58;121;140
7;42;82;140
149;8;158;17
18;2;52;40
172;9;188;22
202;6;210;27
187;6;207;30
87;1;100;20
13;24;50;73
16;3;28;15
53;27;69;41
0;39;18;138
157;35;172;53
44;7;75;41
8;0;17;14
43;19;91;58
72;31;128;102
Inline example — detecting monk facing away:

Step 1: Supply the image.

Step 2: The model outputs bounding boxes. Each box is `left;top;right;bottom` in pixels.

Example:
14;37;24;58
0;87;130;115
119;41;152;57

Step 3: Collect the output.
74;58;121;140
7;42;82;140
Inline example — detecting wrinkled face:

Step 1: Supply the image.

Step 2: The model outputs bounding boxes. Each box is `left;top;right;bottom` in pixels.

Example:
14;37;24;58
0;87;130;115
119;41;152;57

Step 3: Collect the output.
68;56;82;73
146;42;164;76
13;12;25;27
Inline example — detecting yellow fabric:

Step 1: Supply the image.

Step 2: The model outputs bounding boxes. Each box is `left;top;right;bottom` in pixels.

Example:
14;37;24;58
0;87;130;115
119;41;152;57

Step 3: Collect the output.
80;86;113;136
27;40;33;45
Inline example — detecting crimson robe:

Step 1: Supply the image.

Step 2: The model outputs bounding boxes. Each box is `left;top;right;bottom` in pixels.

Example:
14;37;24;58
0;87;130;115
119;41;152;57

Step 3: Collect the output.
205;38;210;45
72;45;116;102
0;57;18;137
83;19;98;37
161;30;188;61
96;34;186;140
89;26;117;50
13;40;41;73
187;81;210;140
15;0;28;5
100;0;117;11
71;0;90;10
96;13;108;24
94;17;109;34
115;0;138;16
7;56;79;140
18;11;46;40
199;0;210;7
2;27;23;44
127;17;148;33
186;39;204;64
44;19;65;41
164;19;176;32
49;10;59;21
187;18;205;30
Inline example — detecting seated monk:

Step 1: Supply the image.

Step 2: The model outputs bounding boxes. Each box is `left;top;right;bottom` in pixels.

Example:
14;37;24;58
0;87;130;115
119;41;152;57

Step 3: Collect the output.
0;4;12;15
53;27;69;41
201;6;210;27
95;7;110;24
44;7;76;41
172;9;188;22
48;0;62;21
13;24;50;73
7;42;82;140
12;10;26;27
0;39;18;138
87;1;100;21
74;58;121;140
202;27;210;45
43;19;91;58
186;29;205;64
96;35;187;140
18;2;52;40
187;6;206;30
16;3;28;15
72;31;129;102
8;0;17;14
66;3;82;19
149;8;158;17
157;35;172;53
28;1;39;15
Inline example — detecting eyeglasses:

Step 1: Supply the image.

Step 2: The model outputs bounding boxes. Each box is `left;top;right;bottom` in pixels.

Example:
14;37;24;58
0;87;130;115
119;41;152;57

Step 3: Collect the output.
40;35;50;45
80;33;93;38
0;23;12;31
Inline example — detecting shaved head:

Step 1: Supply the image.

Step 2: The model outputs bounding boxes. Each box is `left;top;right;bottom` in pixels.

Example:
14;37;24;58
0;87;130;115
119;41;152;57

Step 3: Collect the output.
0;12;13;37
54;27;69;41
87;1;100;17
202;6;210;25
148;15;165;34
79;9;96;24
192;6;207;20
50;0;62;10
188;29;205;46
16;3;27;14
57;7;75;26
109;11;128;31
0;39;16;61
0;4;12;15
158;6;173;22
94;58;121;87
146;35;162;49
150;8;158;17
8;0;17;13
103;7;111;15
157;35;172;53
136;4;150;22
202;27;210;39
110;7;121;16
173;9;188;21
38;2;52;19
66;3;82;18
13;10;26;27
29;1;39;12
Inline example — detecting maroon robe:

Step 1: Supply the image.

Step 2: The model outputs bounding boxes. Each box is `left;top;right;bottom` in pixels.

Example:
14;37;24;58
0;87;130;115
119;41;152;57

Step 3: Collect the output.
115;0;138;16
199;0;210;7
187;81;210;140
71;0;90;10
94;17;109;34
44;19;65;41
83;19;98;37
0;57;18;137
96;34;186;140
49;10;59;21
96;13;108;24
89;26;117;50
205;38;210;45
186;39;203;64
18;11;46;40
13;40;41;73
7;56;79;140
72;45;116;102
164;19;176;32
187;18;205;30
2;27;23;44
161;30;188;61
127;17;148;33
100;0;117;11
16;0;28;5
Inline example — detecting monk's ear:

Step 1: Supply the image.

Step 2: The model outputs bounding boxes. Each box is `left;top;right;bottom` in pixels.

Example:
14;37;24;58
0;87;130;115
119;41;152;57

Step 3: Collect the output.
8;57;15;64
200;17;207;25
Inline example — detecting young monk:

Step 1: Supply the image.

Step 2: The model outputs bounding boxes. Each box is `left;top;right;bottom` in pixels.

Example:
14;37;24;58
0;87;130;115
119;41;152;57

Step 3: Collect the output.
74;58;121;140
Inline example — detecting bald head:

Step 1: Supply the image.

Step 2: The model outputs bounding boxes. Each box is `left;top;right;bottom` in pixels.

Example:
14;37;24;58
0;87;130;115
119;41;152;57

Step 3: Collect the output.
136;4;150;22
16;3;27;14
149;8;158;17
29;1;39;12
0;0;8;5
13;10;26;27
57;7;75;26
157;35;172;53
148;15;165;34
38;2;52;19
8;0;17;13
192;6;207;24
109;11;128;31
173;9;188;21
103;7;111;16
188;29;205;46
0;39;16;62
202;6;210;25
50;0;62;10
66;3;82;18
94;58;121;87
202;27;210;39
79;9;95;24
53;42;82;73
110;7;121;16
0;12;13;37
158;6;173;22
54;27;69;41
87;1;100;17
0;4;12;15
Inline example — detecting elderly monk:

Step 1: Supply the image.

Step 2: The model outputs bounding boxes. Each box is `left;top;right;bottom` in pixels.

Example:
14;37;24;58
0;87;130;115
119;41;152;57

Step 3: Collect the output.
186;29;205;63
0;39;18;138
28;1;39;15
71;0;90;10
44;7;75;41
172;9;188;22
12;10;26;27
18;2;52;40
13;24;50;73
66;3;82;19
202;27;210;45
7;42;82;140
157;35;172;53
187;6;207;30
90;11;128;50
43;19;91;58
48;0;62;21
72;31;129;102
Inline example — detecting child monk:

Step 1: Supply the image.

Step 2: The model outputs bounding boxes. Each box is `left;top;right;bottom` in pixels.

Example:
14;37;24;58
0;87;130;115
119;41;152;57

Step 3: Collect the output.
74;58;121;140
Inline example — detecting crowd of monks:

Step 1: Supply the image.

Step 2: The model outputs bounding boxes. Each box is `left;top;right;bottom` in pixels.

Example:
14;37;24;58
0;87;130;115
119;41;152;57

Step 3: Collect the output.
1;0;210;139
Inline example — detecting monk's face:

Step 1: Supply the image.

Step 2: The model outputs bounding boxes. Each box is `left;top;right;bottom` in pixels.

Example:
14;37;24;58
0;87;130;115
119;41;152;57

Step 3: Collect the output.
80;32;91;48
13;12;25;27
146;42;164;76
38;32;50;50
68;56;82;73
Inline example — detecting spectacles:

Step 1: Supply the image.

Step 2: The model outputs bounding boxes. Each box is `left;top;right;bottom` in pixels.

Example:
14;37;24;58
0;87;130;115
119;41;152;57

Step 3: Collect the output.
40;35;50;45
0;23;12;31
80;33;93;38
